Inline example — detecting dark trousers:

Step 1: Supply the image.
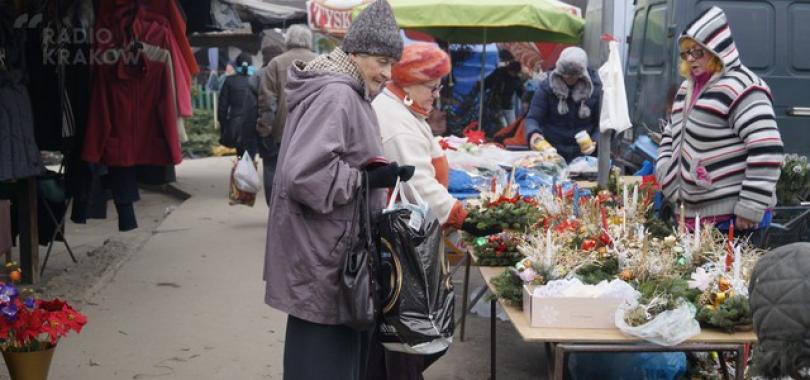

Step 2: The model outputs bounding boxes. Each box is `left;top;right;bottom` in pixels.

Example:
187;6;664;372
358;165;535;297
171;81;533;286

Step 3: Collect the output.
283;315;370;380
365;336;446;380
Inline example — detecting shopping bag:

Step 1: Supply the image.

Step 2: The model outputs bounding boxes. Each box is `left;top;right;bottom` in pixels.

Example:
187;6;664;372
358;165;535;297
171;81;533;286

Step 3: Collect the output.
376;179;454;355
335;174;378;331
234;154;260;193
598;41;632;134
228;158;256;207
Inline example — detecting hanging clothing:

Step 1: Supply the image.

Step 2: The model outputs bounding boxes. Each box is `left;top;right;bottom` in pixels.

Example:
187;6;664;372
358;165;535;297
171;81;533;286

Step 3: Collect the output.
97;0;199;76
0;71;42;181
83;43;181;166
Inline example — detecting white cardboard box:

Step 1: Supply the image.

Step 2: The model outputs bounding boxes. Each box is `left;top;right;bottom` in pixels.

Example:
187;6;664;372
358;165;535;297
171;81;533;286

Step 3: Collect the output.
522;285;623;329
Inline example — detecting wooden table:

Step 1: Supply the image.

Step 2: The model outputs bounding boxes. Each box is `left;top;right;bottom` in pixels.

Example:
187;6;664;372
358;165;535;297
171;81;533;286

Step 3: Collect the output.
479;266;756;380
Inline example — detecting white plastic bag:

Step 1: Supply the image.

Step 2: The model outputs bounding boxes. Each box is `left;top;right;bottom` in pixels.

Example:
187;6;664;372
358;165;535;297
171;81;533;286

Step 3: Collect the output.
598;41;632;134
386;179;430;230
615;298;701;346
234;154;260;193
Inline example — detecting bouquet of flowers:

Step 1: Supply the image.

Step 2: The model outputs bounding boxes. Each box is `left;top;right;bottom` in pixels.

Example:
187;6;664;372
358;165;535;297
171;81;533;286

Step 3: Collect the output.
0;277;87;352
776;154;810;205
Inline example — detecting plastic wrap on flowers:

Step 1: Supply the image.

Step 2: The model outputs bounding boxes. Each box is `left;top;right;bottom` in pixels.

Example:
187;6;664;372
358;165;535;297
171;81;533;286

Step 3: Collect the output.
615;298;700;346
376;202;454;355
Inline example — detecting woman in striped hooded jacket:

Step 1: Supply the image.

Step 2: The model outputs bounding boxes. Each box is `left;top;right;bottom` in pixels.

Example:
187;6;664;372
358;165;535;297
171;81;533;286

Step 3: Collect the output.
656;6;784;231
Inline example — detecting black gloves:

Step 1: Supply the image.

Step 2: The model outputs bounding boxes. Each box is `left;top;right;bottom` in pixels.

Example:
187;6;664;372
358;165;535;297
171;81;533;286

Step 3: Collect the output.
397;165;415;182
366;162;415;189
461;221;503;237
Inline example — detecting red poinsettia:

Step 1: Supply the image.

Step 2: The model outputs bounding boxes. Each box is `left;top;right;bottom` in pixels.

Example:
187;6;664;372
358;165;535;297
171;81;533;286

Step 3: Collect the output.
464;129;486;145
438;138;456;151
0;283;87;352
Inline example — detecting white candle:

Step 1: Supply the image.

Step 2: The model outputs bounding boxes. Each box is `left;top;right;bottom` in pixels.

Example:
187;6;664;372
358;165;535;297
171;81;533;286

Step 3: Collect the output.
623;183;628;209
631;184;639;212
544;228;553;268
693;213;701;252
622;208;627;237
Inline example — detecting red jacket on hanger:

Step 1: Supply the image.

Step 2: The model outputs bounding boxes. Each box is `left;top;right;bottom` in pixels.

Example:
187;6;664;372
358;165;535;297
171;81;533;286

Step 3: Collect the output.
97;0;199;75
82;45;182;166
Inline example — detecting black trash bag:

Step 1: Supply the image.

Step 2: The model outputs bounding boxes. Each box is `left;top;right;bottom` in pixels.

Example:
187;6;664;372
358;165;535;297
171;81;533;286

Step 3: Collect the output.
376;202;454;355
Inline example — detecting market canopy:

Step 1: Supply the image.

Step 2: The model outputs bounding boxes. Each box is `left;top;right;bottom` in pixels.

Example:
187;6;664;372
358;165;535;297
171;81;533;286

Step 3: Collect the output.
353;0;585;44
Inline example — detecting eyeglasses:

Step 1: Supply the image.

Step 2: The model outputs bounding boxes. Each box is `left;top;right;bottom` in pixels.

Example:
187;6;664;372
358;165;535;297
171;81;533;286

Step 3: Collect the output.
679;47;706;60
422;83;443;95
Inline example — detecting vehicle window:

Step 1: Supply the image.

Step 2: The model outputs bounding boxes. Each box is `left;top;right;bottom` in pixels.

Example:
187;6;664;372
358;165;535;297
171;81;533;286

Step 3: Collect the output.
790;3;810;71
626;9;646;72
698;1;774;71
641;5;666;68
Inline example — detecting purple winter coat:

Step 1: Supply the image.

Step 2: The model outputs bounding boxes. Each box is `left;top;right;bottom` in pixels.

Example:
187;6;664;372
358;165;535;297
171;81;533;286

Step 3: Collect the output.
263;56;386;325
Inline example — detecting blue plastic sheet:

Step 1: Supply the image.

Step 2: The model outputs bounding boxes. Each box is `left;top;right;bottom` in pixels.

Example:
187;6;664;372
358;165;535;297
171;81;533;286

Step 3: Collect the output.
568;352;687;380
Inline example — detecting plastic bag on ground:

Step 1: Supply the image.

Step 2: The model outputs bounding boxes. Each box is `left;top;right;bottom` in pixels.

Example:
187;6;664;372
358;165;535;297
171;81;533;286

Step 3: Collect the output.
228;158;256;207
615;298;700;346
234;154;260;193
377;180;454;355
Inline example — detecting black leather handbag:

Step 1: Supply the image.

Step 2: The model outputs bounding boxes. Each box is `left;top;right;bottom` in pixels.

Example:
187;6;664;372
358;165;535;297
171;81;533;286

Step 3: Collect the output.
335;174;379;330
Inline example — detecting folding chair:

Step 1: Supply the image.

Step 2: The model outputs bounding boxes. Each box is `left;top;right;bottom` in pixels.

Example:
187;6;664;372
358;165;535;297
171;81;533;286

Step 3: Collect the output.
38;165;76;276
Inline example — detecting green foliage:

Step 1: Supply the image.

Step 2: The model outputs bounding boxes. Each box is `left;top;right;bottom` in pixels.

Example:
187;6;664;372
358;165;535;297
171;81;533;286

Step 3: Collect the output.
644;213;673;240
575;257;619;285
491;270;523;306
636;277;700;306
696;295;752;332
466;199;542;232
183;109;219;158
777;154;810;205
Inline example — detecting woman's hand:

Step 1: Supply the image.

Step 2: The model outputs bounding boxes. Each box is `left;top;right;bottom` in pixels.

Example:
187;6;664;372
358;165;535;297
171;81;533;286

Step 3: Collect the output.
735;216;758;230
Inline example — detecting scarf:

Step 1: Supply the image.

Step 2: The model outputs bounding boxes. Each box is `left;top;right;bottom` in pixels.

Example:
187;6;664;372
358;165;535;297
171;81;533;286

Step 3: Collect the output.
385;83;431;118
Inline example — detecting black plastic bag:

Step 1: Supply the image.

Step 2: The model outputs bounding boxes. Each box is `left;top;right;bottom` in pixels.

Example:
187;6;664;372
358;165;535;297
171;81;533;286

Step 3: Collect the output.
376;182;454;354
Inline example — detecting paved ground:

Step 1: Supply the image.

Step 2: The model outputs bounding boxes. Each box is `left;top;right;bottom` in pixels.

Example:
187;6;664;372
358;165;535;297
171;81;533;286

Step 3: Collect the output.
7;157;547;380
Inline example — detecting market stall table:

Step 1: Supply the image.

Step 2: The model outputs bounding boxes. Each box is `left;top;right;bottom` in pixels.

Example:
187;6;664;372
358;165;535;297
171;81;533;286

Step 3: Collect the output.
450;176;644;340
478;266;757;380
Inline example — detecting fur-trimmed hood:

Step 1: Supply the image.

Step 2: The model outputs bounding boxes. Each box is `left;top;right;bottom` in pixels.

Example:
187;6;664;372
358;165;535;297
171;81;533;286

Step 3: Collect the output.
549;47;593;119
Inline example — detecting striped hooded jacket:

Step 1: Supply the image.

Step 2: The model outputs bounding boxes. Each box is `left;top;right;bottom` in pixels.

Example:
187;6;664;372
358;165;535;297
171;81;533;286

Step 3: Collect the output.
656;6;784;222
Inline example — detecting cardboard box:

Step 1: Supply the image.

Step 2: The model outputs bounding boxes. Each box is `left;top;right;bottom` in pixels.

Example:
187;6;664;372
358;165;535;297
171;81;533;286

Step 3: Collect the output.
522;285;623;329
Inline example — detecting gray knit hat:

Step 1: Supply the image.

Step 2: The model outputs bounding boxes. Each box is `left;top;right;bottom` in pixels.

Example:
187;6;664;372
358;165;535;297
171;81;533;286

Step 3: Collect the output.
342;0;403;60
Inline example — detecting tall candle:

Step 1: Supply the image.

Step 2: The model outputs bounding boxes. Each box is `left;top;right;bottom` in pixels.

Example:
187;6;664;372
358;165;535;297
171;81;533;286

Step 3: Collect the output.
679;203;686;234
725;222;735;271
623;183;628;209
631;184;639;212
733;245;742;282
601;206;609;231
693;213;701;252
545;227;553;268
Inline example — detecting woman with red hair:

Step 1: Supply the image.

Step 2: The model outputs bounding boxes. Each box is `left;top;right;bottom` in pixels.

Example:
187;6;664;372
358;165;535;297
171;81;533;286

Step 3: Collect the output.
369;42;500;379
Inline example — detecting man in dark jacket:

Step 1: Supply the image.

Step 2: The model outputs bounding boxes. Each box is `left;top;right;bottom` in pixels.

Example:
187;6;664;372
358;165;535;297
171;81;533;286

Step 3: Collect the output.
484;60;524;127
263;2;413;379
217;53;258;158
524;47;602;163
257;24;318;205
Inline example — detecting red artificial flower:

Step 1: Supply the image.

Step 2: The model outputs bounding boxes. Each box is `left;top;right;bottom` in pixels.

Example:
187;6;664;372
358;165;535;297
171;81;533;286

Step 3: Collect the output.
438;138;456;151
62;305;87;334
581;239;597;252
464;129;486;145
599;232;613;248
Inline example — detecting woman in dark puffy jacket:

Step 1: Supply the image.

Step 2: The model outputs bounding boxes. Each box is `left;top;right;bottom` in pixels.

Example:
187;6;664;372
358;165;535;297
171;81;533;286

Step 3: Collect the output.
217;53;259;158
524;47;602;163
